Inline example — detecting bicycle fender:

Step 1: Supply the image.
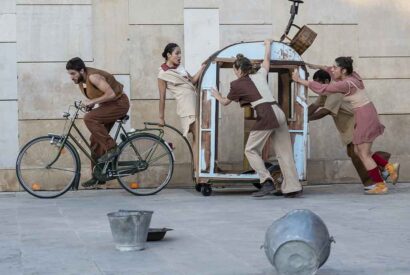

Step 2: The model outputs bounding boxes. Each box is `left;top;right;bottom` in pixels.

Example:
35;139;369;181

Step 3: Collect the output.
122;133;175;161
163;140;176;162
47;133;63;139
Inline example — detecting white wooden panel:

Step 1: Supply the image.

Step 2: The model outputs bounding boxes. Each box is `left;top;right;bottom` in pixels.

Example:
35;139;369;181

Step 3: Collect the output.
184;8;220;74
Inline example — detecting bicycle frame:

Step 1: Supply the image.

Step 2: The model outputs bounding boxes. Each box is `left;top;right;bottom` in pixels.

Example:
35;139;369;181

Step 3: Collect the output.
17;100;183;198
48;101;172;181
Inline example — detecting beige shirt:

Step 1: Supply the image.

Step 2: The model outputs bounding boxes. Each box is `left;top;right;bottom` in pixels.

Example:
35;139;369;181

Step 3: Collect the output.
249;67;277;106
315;93;355;145
344;80;371;109
158;67;197;118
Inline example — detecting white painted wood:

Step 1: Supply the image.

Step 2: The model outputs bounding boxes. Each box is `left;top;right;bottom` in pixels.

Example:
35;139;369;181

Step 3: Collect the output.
183;8;220;75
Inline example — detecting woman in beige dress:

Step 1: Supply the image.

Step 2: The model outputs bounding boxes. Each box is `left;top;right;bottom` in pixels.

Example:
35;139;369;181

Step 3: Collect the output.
157;43;205;170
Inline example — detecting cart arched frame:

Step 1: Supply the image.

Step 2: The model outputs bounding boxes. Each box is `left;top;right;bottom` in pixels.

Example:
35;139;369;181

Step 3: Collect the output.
197;41;308;184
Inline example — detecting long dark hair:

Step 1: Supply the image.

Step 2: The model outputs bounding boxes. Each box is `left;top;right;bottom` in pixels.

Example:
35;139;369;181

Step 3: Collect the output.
335;56;353;75
162;43;179;61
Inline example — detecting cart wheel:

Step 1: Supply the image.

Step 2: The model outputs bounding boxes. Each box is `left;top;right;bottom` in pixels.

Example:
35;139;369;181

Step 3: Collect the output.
201;184;212;196
195;184;202;192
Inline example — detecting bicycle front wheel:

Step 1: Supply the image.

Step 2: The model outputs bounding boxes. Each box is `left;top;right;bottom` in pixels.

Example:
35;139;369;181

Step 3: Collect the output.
116;134;174;196
16;136;80;198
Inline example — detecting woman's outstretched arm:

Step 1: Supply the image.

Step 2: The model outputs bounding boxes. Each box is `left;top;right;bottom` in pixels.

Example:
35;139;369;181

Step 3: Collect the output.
292;69;349;95
190;63;207;85
158;78;167;126
211;88;232;106
261;39;272;72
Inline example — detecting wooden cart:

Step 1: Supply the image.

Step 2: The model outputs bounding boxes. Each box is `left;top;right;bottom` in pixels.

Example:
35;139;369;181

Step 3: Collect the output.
194;41;309;196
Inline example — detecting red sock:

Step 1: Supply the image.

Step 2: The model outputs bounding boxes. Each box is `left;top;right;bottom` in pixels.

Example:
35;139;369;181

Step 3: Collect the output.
372;153;388;167
367;167;384;183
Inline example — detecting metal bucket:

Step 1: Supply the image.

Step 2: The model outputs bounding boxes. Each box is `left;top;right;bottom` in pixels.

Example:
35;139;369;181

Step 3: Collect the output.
263;209;334;275
107;210;153;251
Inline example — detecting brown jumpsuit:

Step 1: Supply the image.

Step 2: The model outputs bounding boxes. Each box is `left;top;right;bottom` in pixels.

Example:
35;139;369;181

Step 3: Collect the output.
78;67;130;160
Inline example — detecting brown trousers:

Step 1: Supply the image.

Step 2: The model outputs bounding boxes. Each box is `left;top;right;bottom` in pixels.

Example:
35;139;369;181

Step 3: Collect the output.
346;143;390;186
83;94;130;160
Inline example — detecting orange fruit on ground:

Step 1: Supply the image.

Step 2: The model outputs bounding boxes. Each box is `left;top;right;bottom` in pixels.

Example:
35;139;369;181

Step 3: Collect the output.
129;182;139;189
31;183;41;191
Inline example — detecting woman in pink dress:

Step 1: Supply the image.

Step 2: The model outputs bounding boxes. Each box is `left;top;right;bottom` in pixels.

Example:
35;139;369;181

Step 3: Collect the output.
292;57;399;195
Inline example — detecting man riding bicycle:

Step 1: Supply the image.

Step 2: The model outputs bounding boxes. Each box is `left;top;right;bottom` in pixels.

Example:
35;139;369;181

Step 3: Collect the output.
66;57;130;188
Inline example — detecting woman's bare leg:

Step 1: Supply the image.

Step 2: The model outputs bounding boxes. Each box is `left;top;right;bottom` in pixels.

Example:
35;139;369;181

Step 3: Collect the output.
355;142;388;194
355;143;376;170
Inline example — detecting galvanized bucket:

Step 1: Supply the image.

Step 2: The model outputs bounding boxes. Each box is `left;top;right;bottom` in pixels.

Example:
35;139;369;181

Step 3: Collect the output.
107;210;153;251
263;209;334;275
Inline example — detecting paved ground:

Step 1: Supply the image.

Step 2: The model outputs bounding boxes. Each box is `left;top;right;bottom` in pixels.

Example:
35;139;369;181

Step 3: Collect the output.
0;183;410;275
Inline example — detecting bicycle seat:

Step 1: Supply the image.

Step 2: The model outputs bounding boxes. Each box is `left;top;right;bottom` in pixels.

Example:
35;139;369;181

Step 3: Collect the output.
117;115;129;123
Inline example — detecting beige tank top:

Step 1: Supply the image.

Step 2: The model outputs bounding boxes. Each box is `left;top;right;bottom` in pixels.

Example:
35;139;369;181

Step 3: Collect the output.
343;81;370;109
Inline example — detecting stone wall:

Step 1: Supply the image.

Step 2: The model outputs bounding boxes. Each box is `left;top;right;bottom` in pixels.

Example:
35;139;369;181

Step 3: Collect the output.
0;0;409;191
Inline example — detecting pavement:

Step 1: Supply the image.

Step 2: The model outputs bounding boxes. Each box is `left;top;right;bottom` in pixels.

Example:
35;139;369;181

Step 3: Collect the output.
0;183;410;275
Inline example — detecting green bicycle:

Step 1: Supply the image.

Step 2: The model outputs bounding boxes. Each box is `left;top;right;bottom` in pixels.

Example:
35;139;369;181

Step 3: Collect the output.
16;101;176;198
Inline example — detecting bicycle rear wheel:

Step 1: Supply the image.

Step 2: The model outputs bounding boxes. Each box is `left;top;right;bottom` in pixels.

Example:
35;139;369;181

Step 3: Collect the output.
116;134;174;196
16;136;80;198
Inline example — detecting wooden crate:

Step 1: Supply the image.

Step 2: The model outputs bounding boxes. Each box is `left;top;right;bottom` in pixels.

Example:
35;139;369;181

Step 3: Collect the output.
290;25;317;55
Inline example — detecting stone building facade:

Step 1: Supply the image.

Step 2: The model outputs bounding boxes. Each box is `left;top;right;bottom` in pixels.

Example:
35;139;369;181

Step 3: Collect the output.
0;0;409;191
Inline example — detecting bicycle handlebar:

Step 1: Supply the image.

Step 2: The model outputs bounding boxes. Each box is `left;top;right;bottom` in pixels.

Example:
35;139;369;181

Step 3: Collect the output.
74;100;82;109
74;100;88;112
62;100;86;119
